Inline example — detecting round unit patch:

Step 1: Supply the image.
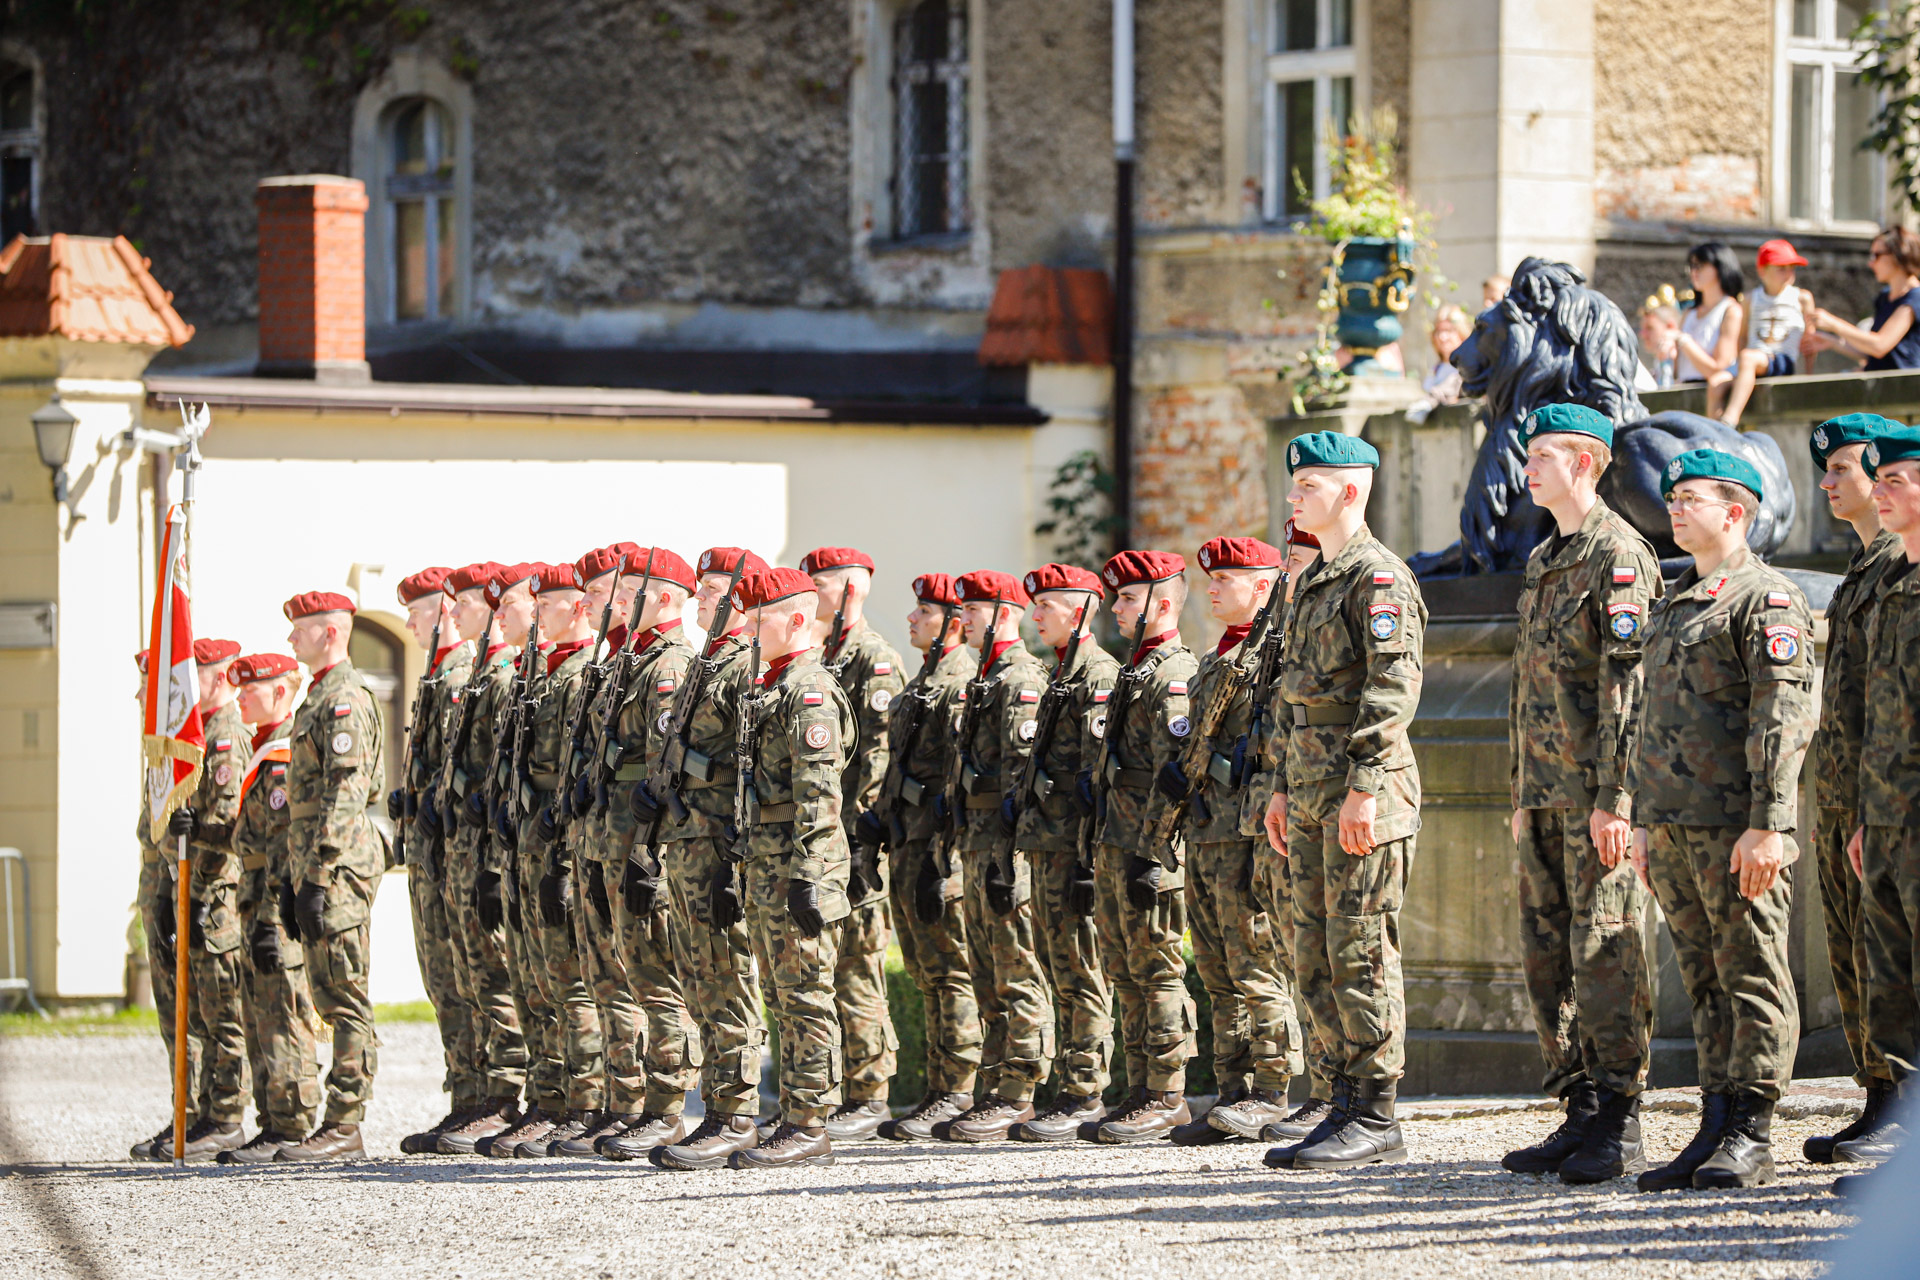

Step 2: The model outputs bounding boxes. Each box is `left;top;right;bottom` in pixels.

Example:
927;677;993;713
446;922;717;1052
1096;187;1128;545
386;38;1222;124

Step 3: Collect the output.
331;731;354;755
1610;612;1639;640
1169;715;1191;738
268;788;287;811
1018;720;1038;742
870;689;893;713
1091;713;1107;739
213;765;232;786
1368;602;1401;640
1765;625;1800;664
803;723;832;750
657;710;672;733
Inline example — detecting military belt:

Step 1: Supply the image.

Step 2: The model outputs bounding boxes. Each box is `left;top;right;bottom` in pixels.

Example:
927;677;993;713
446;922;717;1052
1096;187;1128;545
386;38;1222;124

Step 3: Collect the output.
750;802;798;825
964;792;999;810
960;762;999;795
241;853;268;872
613;763;648;782
289;801;324;818
1289;703;1358;727
530;771;562;790
1107;765;1153;790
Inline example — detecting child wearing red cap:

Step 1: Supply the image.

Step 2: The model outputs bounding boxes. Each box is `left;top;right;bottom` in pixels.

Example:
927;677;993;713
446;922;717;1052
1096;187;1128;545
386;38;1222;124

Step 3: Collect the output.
1714;239;1814;426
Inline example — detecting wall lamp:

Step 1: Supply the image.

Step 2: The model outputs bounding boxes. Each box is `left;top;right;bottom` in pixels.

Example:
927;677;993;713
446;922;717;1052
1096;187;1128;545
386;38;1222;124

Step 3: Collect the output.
31;393;83;526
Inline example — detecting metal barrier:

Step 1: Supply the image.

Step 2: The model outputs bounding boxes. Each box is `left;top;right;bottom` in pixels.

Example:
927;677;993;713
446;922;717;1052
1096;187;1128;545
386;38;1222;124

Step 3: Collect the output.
0;848;46;1016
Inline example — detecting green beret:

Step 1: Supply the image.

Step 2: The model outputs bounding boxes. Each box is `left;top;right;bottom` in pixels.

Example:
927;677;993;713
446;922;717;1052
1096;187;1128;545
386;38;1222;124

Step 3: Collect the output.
1521;403;1615;449
1811;413;1899;470
1863;425;1920;478
1285;431;1380;473
1661;448;1765;502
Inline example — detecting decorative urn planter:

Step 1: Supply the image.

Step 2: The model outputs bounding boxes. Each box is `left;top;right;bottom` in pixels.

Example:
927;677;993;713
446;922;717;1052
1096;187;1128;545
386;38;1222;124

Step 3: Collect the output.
1334;232;1415;377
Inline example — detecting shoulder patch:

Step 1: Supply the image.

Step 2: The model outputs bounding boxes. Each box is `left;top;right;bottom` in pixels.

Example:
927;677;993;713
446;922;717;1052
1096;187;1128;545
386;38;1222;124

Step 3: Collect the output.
1612;566;1637;586
802;691;825;706
871;688;893;712
803;722;831;750
332;703;352;718
1168;681;1188;696
213;764;232;786
1767;591;1792;609
330;731;354;755
1372;570;1395;586
268;787;286;811
1018;720;1038;742
1093;688;1111;703
1369;601;1402;639
1018;688;1040;703
1765;624;1800;663
211;738;233;753
1607;601;1642;639
874;661;893;676
656;678;676;693
1168;715;1192;737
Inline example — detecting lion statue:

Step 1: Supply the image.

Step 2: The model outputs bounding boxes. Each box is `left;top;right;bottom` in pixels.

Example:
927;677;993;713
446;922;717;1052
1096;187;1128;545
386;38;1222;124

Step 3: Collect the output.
1407;256;1795;577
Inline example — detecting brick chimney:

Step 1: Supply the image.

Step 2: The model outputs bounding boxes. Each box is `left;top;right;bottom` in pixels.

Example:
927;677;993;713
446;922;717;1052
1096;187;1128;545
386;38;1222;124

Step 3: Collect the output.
255;175;370;384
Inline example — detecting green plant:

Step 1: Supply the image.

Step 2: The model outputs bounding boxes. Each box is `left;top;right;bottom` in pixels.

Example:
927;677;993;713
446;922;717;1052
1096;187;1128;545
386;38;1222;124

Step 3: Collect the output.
1288;255;1352;415
1297;106;1448;306
1034;449;1120;571
1854;4;1920;217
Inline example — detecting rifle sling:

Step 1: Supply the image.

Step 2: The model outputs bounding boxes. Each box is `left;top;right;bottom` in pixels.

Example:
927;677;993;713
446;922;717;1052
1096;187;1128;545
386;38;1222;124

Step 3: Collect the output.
1289;703;1359;727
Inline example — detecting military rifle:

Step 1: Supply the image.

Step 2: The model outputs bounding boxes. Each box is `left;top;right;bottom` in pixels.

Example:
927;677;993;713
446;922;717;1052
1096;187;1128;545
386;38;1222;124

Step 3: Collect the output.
866;599;959;852
587;547;658;818
1235;565;1294;789
555;554;627;826
440;613;494;805
395;608;444;875
1077;583;1156;869
930;605;1000;876
1006;599;1090;830
824;578;854;678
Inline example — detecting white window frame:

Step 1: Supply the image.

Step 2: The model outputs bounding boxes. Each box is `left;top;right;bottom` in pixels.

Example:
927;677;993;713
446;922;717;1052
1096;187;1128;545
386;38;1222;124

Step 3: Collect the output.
1261;0;1367;223
382;99;458;324
1771;0;1885;232
890;0;972;243
352;51;474;328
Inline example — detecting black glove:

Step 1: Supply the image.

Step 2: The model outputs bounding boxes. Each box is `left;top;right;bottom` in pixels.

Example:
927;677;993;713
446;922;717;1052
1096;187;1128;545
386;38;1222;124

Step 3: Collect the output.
709;863;743;930
1124;855;1163;912
848;839;881;903
1073;769;1098;816
585;859;612;925
461;788;489;829
167;806;197;840
852;808;887;851
1068;855;1097;917
627;779;663;825
1154;760;1191;803
623;854;659;917
570;769;596;818
151;881;178;959
1228;733;1251;788
248;915;282;973
189;901;210;950
788;878;824;938
537;860;573;927
534;803;561;845
914;851;945;924
505;867;524;932
278;880;299;941
475;869;504;932
386;787;407;822
493;800;518;852
418;786;442;840
294;880;328;943
984;855;1015;917
997;791;1020;837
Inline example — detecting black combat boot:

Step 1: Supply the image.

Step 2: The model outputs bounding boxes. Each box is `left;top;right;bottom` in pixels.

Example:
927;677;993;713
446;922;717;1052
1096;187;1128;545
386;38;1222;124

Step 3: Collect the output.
1206;1087;1292;1141
1833;1083;1906;1165
478;1105;558;1158
1502;1082;1599;1174
130;1120;181;1162
1831;1170;1875;1196
523;1109;598;1158
1691;1091;1775;1189
437;1096;520;1154
1294;1077;1405;1169
943;1094;1037;1143
400;1104;474;1155
1095;1090;1190;1144
217;1128;299;1165
1261;1095;1333;1142
598;1111;690;1159
1637;1091;1732;1191
155;1118;244;1163
728;1121;833;1169
880;1092;973;1142
1012;1092;1104;1143
825;1098;891;1143
1807;1081;1896;1163
1558;1086;1646;1184
1266;1077;1352;1169
275;1122;365;1162
553;1111;644;1158
652;1113;760;1170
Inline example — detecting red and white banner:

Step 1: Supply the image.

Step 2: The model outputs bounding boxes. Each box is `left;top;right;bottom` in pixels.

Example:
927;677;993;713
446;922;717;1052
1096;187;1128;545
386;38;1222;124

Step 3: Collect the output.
143;503;204;844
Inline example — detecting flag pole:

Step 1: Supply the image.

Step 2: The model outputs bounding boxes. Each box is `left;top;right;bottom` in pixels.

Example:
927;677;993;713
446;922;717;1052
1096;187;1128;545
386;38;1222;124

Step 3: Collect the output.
169;406;207;1170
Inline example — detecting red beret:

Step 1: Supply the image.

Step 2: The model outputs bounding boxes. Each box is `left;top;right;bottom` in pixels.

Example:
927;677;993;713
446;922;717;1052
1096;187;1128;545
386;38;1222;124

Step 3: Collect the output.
284;591;356;620
1023;563;1106;599
1103;550;1186;590
697;546;769;579
912;572;961;606
486;563;538;607
227;652;299;685
397;566;454;605
957;569;1030;608
799;546;876;575
446;561;502;597
1283;518;1320;549
626;547;697;592
1196;537;1283;572
732;566;817;612
534;563;582;595
575;544;634;584
192;638;240;666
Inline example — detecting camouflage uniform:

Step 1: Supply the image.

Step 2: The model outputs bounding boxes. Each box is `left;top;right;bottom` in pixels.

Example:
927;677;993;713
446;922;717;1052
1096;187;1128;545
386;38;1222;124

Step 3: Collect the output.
1509;499;1658;1098
230;717;321;1136
287;659;386;1124
1016;639;1118;1100
1092;635;1199;1092
1857;554;1920;1081
177;700;251;1128
1812;529;1904;1085
405;643;481;1109
657;632;766;1118
741;651;858;1124
1183;632;1305;1097
138;816;205;1125
1630;546;1814;1100
954;639;1056;1101
516;642;606;1112
1269;526;1424;1084
827;618;906;1103
444;643;529;1102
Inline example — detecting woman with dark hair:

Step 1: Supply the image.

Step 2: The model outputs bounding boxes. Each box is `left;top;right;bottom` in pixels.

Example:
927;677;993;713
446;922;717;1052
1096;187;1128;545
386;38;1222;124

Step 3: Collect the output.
1806;226;1920;370
1674;242;1744;386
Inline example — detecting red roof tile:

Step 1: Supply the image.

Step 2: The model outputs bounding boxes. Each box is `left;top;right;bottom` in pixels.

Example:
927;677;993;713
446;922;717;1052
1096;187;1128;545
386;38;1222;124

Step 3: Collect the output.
0;233;194;347
978;265;1113;367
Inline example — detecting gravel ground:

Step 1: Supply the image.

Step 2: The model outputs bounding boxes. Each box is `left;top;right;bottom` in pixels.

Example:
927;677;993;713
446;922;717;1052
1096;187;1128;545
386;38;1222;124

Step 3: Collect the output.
0;1024;1856;1279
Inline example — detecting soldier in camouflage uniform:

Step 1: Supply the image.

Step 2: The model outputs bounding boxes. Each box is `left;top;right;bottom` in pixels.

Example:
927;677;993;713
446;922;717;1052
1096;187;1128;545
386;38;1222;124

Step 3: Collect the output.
1179;537;1307;1146
1010;563;1120;1142
1629;448;1814;1192
389;567;483;1154
868;573;984;1141
649;547;774;1171
1802;415;1907;1165
1499;405;1659;1185
803;546;907;1142
1086;550;1200;1144
280;591;387;1161
217;652;322;1164
1261;432;1425;1171
723;565;858;1169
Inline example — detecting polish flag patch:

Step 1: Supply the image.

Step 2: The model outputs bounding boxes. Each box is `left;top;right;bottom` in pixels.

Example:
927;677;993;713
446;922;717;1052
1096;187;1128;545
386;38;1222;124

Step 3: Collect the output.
1612;567;1636;585
1168;681;1188;695
1018;689;1040;703
1372;571;1395;586
332;703;352;718
874;662;893;675
211;738;232;752
1093;689;1111;703
802;691;824;706
656;679;676;693
1767;591;1792;608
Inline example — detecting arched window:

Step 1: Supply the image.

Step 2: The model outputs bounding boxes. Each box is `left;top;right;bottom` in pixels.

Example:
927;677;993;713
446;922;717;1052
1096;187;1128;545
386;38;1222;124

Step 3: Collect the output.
349;617;405;795
892;0;970;240
0;58;39;243
385;97;457;322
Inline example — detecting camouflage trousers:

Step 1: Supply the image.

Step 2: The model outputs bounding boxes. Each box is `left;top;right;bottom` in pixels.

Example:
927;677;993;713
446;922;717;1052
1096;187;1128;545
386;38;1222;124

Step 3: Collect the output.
744;858;843;1126
960;847;1054;1102
1859;825;1920;1082
1646;824;1798;1100
1031;848;1111;1100
1515;808;1653;1097
514;823;605;1111
190;942;251;1125
140;858;207;1123
442;834;528;1100
833;898;899;1103
887;842;982;1095
1251;840;1331;1102
663;836;766;1117
238;896;321;1136
408;862;484;1107
1093;842;1194;1093
1187;839;1303;1095
1283;773;1415;1083
304;920;379;1124
589;837;700;1116
1816;808;1891;1085
499;851;566;1109
571;838;645;1115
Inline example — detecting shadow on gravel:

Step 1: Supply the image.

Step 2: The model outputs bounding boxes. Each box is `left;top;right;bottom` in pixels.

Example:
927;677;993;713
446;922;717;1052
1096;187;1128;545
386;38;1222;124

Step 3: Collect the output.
0;1119;109;1279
